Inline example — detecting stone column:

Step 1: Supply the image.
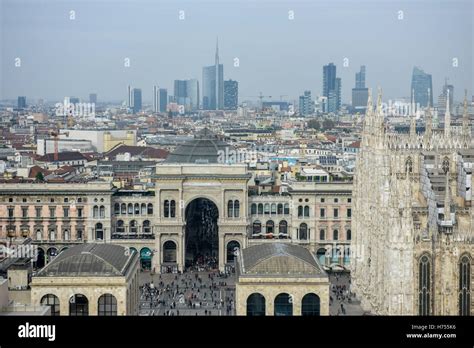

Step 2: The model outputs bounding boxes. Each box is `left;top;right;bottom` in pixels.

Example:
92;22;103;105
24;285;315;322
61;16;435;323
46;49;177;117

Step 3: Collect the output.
218;232;225;272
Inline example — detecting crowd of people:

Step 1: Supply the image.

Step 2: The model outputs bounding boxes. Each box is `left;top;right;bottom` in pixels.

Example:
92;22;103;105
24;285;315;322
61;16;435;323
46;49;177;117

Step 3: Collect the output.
329;272;356;315
139;266;235;316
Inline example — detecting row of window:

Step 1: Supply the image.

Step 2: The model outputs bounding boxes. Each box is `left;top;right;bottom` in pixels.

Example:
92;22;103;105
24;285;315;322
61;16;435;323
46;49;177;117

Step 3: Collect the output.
247;293;320;316
41;293;117;316
7;197;86;203
249;204;352;218
419;254;471;316
251;221;351;240
115;220;152;234
7;206;84;219
114;203;153;216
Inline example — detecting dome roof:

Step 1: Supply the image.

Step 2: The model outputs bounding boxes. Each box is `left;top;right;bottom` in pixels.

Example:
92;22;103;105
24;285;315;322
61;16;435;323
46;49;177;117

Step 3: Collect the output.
165;128;231;164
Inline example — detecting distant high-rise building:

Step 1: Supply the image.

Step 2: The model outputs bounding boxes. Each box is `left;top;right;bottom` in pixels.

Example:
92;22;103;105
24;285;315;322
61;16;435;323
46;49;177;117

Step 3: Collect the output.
355;65;366;89
17;96;26;109
89;93;97;104
153;86;159;113
411;66;433;107
323;63;341;113
70;97;80;105
224;80;238;110
127;85;132;108
186;79;200;111
159;89;168;112
202;38;224;110
132;88;142;114
174;80;188;105
352;66;368;113
437;79;454;115
299;90;313;116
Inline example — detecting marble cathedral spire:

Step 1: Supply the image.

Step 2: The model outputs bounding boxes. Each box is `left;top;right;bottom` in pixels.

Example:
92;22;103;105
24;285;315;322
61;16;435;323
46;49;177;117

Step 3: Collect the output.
425;89;433;139
410;89;417;138
444;89;451;138
462;89;470;141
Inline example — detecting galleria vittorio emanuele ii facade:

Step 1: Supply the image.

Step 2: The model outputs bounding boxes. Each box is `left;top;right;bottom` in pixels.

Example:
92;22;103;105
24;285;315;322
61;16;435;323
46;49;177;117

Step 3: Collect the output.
352;89;473;315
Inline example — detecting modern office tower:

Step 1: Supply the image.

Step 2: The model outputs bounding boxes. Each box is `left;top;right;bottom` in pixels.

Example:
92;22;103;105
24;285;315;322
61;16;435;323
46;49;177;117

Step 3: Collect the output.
352;66;368;113
299;90;314;116
17;96;26;109
174;80;188;106
411;66;433;107
224;79;238;110
89;93;97;104
323;63;341;113
159;88;168;112
355;65;366;88
202;39;224;110
153;86;159;113
128;85;132;108
132;88;142;114
437;79;454;115
186;79;200;111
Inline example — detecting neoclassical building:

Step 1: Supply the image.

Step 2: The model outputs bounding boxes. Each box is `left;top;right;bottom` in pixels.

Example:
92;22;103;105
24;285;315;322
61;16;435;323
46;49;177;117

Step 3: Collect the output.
352;89;473;315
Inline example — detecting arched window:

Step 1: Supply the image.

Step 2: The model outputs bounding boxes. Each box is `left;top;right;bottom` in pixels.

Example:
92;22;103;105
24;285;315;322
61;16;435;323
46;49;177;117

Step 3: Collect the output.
419;254;431;315
49;230;56;241
247;293;265;316
36;229;42;240
143;220;151;234
266;220;274;234
99;205;105;218
251;203;257;215
98;294;117;316
114;203;120;215
163;241;177;263
234;200;240;218
227;200;234;218
298;206;303;217
257;203;263;215
141;203;146;215
69;294;89;316
279;220;288;235
170;200;176;218
147;203;153;215
116;220;124;233
459;255;471;316
317;248;326;265
129;220;137;234
127;203;133;214
274;293;293;316
93;205;99;218
120;203;126;214
284;203;290;215
320;229;325;241
333;229;339;240
164;200;170;217
226;241;240;263
134;203;140;215
271;203;277;215
302;293;320;316
63;229;69;241
299;223;308;240
76;229;82;240
304;206;310;217
41;294;60;316
253;221;261;235
347;229;352;240
264;203;270;214
277;203;283;214
95;223;103;240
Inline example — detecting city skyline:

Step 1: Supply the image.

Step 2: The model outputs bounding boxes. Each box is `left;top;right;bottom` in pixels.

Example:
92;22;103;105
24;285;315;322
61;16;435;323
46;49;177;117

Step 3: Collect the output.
1;0;472;103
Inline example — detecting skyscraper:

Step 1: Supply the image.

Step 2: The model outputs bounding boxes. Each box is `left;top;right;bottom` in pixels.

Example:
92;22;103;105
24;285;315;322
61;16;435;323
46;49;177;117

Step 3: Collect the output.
174;80;188;105
153;86;159;113
202;38;224;110
159;88;168;112
224;80;238;110
323;63;341;113
355;65;366;88
127;85;132;108
299;90;314;116
438;79;454;114
17;96;26;109
89;93;97;104
186;79;200;111
411;66;433;107
352;66;368;113
132;88;142;114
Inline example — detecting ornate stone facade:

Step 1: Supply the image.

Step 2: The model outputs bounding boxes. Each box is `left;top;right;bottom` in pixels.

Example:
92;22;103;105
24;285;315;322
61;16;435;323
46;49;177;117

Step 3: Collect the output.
352;89;473;315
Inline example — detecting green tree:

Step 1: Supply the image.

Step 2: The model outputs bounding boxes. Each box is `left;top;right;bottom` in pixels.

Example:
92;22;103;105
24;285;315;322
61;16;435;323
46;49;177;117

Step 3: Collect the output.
307;119;321;130
35;172;44;182
322;118;335;130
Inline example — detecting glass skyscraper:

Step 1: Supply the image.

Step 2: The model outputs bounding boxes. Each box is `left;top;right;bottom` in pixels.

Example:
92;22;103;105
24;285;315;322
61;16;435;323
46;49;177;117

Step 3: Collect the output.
224;79;238;110
323;63;341;113
202;39;224;110
132;88;142;114
411;66;433;107
159;88;167;112
352;65;368;113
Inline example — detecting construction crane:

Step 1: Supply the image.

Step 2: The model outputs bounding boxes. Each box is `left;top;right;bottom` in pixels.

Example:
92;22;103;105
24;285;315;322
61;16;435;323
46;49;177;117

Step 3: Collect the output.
49;130;69;162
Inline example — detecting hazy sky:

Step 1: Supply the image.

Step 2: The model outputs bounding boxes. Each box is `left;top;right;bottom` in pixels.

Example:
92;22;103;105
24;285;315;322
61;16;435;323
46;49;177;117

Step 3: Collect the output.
1;0;473;104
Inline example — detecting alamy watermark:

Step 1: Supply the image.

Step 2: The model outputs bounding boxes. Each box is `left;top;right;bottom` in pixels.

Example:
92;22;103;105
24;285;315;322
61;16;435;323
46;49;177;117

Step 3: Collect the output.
55;98;95;117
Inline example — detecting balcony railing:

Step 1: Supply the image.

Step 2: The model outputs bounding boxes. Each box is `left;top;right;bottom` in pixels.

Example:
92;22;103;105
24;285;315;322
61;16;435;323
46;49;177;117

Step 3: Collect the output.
111;233;155;240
